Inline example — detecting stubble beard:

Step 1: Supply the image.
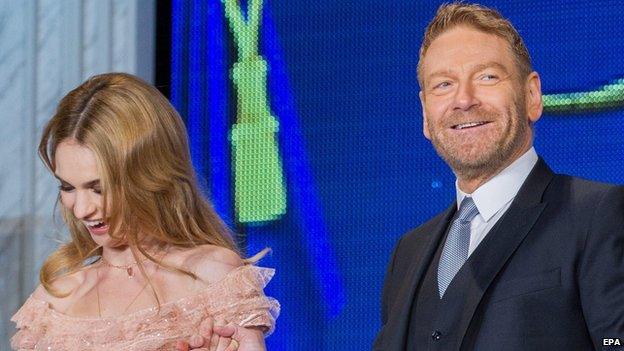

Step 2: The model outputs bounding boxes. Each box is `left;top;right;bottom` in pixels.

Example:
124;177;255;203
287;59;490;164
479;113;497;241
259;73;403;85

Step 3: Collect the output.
428;97;530;183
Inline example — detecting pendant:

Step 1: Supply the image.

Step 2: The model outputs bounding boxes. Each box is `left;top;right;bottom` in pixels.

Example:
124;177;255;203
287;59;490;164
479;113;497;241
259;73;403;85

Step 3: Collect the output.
127;267;134;277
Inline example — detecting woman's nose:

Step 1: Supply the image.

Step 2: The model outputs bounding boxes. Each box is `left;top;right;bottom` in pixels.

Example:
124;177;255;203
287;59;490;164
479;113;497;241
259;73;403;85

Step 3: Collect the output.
72;191;96;219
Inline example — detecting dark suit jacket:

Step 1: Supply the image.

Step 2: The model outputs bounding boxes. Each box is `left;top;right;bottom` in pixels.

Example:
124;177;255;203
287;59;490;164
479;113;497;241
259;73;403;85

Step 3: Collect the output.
374;159;624;351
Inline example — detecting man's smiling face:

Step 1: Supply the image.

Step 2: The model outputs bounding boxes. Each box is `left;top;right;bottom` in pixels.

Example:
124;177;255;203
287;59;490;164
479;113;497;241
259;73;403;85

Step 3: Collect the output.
419;25;539;183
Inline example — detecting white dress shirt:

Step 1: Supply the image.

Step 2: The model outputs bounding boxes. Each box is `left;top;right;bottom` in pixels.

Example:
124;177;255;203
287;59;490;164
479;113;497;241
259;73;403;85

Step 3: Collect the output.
456;147;538;256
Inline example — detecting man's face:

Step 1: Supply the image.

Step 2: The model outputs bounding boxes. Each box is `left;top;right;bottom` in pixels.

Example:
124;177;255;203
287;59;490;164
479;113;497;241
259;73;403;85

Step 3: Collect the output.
419;26;541;180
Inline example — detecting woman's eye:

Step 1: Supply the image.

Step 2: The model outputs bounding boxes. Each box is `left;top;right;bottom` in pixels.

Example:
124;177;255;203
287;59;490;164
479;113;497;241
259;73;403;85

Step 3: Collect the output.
92;188;102;195
59;185;74;192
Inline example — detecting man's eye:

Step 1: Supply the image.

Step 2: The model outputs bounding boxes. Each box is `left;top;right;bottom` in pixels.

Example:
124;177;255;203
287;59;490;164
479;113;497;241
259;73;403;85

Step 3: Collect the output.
480;74;498;81
434;81;451;89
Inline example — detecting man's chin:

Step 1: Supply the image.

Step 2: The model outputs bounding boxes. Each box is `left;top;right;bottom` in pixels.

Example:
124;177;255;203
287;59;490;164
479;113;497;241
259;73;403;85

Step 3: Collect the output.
445;154;503;178
433;140;514;176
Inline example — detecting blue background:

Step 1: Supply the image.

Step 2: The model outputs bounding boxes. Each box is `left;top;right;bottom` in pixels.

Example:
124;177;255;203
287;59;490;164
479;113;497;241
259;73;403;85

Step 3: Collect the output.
170;1;624;349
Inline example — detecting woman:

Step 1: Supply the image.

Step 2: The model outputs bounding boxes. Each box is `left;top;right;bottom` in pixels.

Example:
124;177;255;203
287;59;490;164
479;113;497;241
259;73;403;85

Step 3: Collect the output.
11;73;279;350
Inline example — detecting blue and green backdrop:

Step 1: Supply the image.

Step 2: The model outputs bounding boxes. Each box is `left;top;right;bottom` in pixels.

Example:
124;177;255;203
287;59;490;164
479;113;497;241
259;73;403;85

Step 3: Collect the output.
168;0;624;349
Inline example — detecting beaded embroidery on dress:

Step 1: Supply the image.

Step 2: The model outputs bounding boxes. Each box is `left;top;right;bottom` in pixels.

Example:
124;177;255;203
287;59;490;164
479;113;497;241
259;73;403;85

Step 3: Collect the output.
11;265;279;351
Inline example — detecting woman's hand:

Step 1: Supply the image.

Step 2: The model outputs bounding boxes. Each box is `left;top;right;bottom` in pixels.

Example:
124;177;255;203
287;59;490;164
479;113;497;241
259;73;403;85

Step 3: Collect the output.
175;318;237;351
175;318;266;351
213;323;266;351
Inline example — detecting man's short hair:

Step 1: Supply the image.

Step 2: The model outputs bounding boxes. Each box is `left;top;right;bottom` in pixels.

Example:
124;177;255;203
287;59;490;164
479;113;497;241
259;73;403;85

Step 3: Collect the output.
417;2;533;87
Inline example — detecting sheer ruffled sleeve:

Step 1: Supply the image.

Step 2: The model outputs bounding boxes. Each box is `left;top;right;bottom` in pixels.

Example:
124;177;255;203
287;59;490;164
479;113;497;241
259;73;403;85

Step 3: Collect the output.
208;265;280;335
7;267;280;350
10;296;48;351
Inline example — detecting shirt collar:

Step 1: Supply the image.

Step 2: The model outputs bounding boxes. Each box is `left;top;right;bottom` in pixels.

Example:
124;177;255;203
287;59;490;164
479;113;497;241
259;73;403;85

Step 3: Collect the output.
456;147;538;222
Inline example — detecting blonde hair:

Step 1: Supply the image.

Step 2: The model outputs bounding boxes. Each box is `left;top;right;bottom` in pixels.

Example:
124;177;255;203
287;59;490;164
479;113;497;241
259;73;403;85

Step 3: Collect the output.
417;2;533;87
39;72;239;296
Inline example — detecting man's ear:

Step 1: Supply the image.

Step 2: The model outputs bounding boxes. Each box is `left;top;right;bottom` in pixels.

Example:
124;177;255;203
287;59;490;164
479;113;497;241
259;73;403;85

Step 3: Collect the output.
420;91;431;140
525;72;543;123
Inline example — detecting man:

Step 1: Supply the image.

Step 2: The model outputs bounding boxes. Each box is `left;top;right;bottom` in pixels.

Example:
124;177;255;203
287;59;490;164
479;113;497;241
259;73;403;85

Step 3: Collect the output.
374;3;624;350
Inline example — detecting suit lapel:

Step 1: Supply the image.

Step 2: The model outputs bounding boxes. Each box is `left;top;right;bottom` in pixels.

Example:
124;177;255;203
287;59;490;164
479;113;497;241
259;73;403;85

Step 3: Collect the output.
454;158;554;345
383;203;456;350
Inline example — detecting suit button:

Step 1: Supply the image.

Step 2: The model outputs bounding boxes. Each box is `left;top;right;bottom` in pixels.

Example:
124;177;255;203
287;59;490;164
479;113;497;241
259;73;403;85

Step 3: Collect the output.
431;330;442;341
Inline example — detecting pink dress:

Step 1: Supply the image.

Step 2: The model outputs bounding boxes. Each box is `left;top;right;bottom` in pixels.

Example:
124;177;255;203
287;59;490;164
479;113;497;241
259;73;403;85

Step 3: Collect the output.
11;265;279;351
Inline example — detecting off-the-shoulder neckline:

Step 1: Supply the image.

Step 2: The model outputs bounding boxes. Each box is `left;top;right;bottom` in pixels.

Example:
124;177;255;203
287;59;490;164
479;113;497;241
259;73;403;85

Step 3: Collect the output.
25;265;274;321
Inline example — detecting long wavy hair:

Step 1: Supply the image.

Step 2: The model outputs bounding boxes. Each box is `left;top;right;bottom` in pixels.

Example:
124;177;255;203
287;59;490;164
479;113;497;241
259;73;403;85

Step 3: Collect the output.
39;72;239;296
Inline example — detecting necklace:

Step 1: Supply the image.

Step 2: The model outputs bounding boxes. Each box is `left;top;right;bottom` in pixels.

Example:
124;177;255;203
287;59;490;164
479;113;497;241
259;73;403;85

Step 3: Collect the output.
100;256;148;278
95;250;166;317
95;262;154;318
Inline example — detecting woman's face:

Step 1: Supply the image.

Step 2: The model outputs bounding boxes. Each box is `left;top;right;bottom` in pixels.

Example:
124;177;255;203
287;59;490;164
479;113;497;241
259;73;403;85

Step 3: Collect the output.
54;140;115;247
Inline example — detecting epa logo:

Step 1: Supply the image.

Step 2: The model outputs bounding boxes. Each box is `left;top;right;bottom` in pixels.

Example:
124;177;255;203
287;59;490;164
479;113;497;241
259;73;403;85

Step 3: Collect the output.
603;338;622;346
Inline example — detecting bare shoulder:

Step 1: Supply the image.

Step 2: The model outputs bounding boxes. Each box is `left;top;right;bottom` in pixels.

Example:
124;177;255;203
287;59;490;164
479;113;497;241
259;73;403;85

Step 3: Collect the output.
174;245;244;284
31;268;88;310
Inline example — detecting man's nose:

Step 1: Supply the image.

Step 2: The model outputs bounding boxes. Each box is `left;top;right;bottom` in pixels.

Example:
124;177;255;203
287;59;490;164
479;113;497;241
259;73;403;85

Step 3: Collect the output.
73;191;96;219
452;82;479;111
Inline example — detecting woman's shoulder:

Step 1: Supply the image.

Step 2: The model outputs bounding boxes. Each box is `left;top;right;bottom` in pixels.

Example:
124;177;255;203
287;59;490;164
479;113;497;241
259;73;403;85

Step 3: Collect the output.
169;244;244;284
12;270;85;328
30;266;92;312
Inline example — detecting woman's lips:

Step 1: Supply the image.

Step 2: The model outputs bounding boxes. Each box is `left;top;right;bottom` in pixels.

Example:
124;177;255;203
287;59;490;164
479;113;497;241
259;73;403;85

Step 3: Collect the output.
86;223;109;236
